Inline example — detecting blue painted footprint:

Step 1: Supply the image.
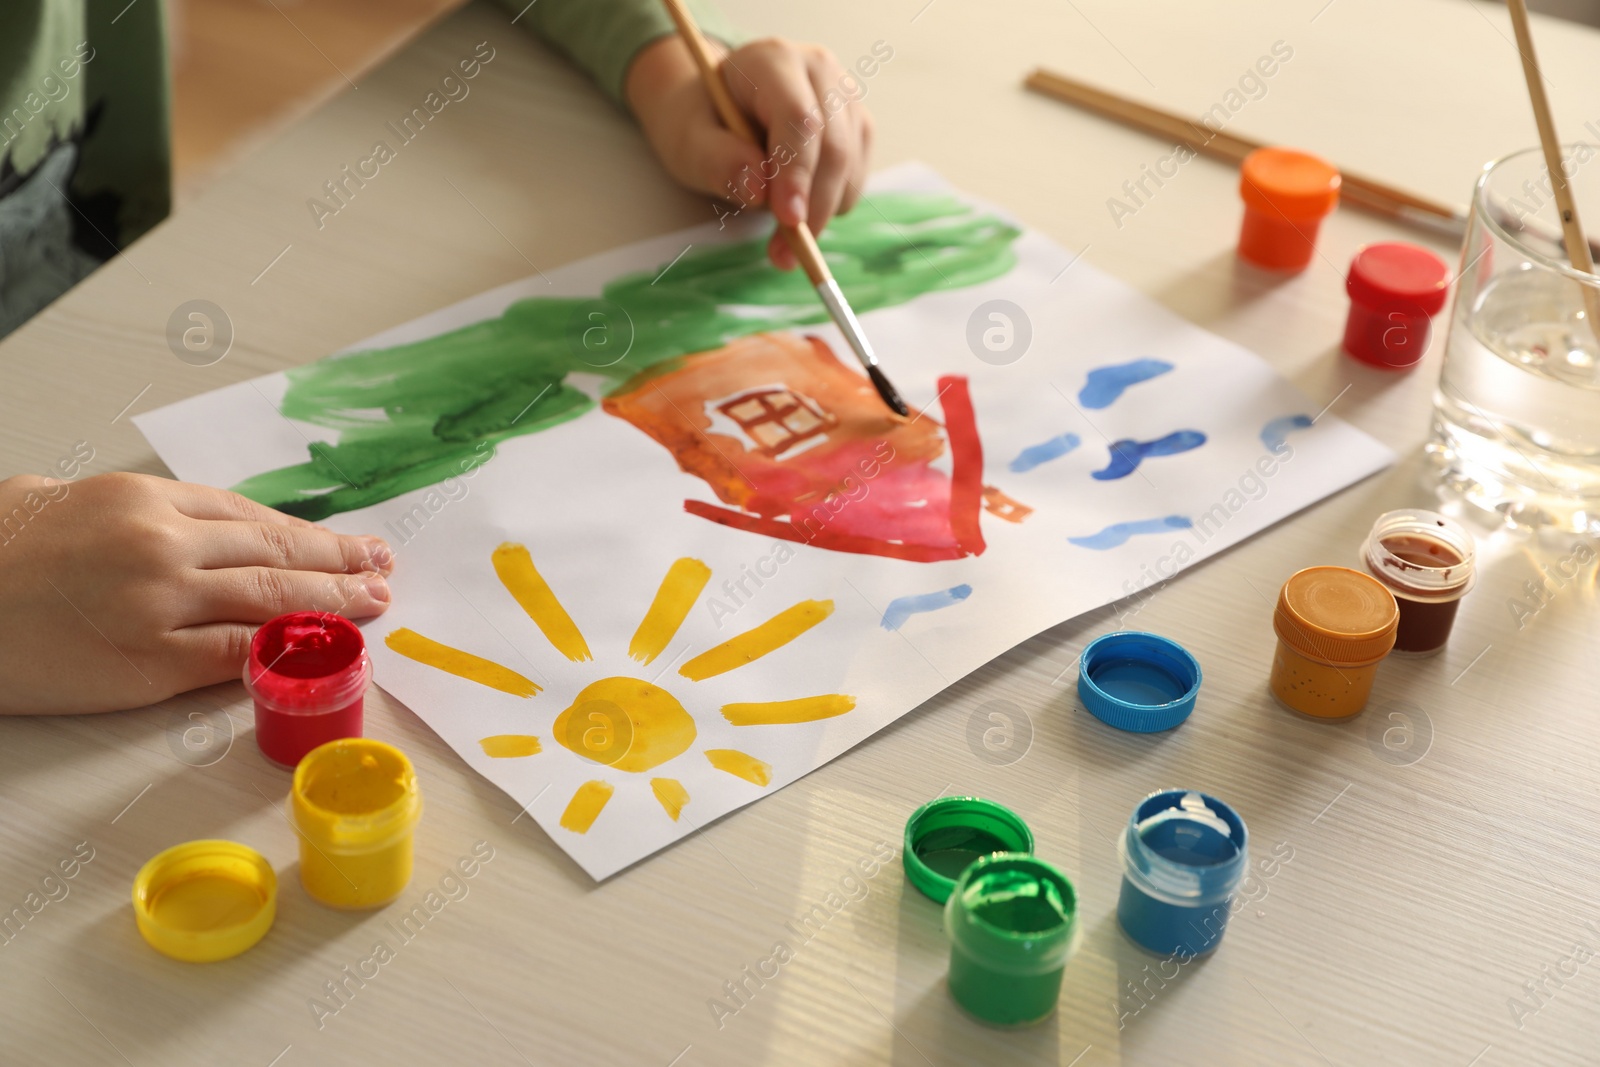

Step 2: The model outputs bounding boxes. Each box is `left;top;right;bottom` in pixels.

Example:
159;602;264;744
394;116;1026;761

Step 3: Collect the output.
1010;432;1081;473
1069;516;1193;550
1092;430;1207;480
1260;414;1313;451
1078;359;1174;409
881;585;973;631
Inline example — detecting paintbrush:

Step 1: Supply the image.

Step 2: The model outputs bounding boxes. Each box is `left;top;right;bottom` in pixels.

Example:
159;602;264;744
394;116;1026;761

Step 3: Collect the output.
1504;0;1600;343
658;0;909;418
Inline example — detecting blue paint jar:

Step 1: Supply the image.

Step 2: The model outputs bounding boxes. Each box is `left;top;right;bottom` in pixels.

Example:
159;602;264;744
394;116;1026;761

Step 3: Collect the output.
1116;789;1248;957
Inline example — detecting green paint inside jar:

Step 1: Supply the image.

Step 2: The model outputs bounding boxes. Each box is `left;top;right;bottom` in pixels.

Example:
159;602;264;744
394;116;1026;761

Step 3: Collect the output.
944;854;1077;1028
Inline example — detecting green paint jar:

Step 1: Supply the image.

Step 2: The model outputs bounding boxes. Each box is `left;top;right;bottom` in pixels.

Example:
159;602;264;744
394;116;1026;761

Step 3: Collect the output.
903;796;1034;904
943;853;1078;1027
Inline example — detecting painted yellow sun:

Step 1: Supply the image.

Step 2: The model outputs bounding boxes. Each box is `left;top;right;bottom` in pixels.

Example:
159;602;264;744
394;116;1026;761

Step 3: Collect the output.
384;544;855;834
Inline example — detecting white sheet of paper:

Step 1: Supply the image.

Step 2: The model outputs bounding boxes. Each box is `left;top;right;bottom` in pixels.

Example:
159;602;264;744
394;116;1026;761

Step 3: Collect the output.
137;164;1392;879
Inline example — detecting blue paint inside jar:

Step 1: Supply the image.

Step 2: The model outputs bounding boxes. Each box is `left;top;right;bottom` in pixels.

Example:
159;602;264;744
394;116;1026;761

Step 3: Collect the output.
1139;816;1240;867
1117;790;1247;957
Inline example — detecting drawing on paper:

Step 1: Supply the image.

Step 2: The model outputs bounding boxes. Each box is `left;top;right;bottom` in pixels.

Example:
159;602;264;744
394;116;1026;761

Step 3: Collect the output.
1261;413;1313;451
603;333;1011;561
1079;358;1175;409
386;544;856;835
132;163;1401;879
229;193;1023;522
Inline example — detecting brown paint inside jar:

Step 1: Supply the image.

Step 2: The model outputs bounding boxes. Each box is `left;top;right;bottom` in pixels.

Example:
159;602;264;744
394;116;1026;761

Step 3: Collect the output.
1373;534;1464;654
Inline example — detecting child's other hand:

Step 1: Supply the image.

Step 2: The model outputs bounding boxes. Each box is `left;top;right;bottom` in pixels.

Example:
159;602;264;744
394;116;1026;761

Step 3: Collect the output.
626;35;873;270
0;473;393;715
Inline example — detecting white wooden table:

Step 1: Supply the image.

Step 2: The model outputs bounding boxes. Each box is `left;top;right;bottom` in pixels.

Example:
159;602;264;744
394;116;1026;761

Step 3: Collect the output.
3;1;1598;1063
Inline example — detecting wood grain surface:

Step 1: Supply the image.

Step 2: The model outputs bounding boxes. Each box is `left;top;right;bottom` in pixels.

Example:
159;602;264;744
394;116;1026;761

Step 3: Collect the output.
1;1;1597;1063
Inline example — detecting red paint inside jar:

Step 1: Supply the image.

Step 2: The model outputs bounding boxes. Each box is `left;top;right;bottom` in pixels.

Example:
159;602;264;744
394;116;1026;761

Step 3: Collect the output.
245;612;370;769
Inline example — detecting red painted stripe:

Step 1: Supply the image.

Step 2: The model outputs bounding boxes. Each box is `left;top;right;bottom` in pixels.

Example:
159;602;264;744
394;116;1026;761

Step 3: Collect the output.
683;500;966;563
938;375;986;557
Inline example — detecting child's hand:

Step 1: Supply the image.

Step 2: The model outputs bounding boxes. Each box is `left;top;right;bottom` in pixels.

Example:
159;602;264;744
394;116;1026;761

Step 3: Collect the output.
0;473;393;715
626;35;873;270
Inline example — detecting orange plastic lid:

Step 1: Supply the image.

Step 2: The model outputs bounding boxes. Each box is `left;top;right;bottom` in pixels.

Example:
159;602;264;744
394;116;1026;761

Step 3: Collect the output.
1240;148;1341;218
1273;566;1398;666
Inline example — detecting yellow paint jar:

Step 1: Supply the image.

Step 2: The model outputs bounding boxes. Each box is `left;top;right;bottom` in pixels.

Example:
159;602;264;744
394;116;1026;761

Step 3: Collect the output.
132;840;276;962
291;738;422;910
1269;566;1398;719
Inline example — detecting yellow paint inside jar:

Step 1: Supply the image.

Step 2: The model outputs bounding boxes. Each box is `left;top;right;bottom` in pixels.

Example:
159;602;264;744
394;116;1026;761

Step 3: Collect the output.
292;738;422;910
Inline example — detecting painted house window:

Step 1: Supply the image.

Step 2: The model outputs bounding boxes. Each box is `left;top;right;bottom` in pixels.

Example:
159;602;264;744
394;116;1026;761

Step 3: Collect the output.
716;389;836;456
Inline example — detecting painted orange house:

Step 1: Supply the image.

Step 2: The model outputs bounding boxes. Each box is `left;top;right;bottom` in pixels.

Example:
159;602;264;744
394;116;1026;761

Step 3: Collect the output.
603;332;1026;562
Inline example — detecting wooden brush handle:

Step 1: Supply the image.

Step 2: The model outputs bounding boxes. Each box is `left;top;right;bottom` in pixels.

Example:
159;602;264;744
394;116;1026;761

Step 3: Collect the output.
659;0;830;287
1504;0;1600;341
1023;68;1466;230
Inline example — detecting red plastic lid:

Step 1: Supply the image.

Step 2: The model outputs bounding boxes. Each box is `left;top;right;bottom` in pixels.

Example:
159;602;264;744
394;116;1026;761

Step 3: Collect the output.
1346;242;1451;315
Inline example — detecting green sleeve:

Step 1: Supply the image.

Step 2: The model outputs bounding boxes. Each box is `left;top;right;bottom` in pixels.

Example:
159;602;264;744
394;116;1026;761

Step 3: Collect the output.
489;0;744;108
76;0;171;244
0;0;169;339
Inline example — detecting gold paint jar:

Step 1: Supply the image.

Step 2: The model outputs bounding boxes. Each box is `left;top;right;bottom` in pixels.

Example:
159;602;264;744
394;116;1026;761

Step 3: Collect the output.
1269;566;1398;719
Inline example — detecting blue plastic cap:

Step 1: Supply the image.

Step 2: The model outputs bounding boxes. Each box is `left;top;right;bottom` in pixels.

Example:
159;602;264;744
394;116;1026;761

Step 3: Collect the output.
1076;631;1201;733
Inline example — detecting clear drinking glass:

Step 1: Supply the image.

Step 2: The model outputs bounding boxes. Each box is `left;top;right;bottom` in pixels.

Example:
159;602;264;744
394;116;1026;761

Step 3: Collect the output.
1430;144;1600;532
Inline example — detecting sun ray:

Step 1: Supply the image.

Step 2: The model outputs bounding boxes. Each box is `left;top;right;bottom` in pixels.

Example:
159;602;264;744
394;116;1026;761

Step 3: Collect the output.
404;547;861;842
479;735;542;758
650;778;690;820
705;749;772;787
629;558;711;665
722;694;855;725
560;780;614;833
679;599;833;681
492;542;592;661
385;628;540;697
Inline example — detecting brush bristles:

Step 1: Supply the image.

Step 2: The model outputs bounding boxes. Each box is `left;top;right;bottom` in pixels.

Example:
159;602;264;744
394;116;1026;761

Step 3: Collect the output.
867;364;910;418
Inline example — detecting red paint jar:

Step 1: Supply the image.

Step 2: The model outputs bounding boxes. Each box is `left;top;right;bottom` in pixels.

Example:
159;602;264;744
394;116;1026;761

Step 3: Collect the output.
1342;243;1450;369
1360;509;1476;656
244;612;371;769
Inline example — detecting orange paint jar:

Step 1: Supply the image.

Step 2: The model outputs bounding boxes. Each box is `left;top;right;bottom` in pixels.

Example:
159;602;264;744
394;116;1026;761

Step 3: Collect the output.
1237;148;1341;272
1269;566;1398;719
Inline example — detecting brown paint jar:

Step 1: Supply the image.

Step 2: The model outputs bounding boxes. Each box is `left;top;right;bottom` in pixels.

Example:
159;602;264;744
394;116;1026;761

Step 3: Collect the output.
1270;566;1399;719
1360;510;1476;657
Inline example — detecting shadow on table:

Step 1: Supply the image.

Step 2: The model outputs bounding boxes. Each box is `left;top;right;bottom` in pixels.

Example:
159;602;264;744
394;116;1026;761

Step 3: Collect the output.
1147;250;1298;330
29;860;396;1062
1088;908;1218;1056
1290;342;1416;423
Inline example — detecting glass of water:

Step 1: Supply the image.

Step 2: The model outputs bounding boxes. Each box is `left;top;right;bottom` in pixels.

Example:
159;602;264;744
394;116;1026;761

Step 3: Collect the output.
1430;144;1600;532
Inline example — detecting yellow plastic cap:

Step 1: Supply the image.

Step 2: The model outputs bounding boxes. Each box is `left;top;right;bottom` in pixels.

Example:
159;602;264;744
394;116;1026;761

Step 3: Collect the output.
132;840;276;963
